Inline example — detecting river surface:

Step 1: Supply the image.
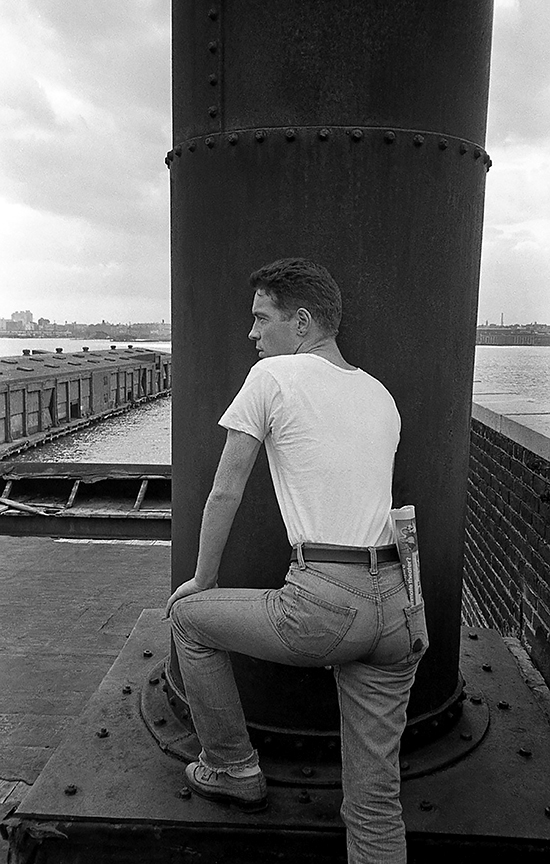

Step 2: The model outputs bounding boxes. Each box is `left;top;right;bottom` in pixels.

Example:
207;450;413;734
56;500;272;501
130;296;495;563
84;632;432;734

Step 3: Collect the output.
2;339;549;463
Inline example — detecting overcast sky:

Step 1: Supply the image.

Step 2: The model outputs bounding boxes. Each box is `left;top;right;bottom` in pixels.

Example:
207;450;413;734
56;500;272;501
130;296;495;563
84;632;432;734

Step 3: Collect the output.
1;0;548;325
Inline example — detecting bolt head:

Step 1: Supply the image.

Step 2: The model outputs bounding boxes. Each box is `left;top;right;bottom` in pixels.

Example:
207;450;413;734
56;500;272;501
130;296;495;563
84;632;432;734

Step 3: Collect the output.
470;695;482;705
97;727;109;738
518;747;533;758
460;732;473;741
149;677;160;686
143;649;153;658
400;761;410;771
498;700;510;710
205;137;215;148
208;105;218;117
419;800;433;812
174;144;182;157
178;787;192;799
298;790;311;803
468;632;479;640
209;74;218;86
438;138;448;150
482;663;492;672
208;8;218;20
122;685;132;695
64;784;78;796
460;143;468;154
301;766;313;777
255;130;266;142
188;141;196;152
285;128;296;140
228;133;239;144
351;128;363;141
474;147;482;159
384;131;396;143
413;134;425;146
153;717;167;727
208;40;218;53
318;128;330;140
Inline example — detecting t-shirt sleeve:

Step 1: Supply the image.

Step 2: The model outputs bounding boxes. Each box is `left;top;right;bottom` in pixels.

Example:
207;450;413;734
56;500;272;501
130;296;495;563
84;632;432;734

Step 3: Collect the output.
219;364;280;442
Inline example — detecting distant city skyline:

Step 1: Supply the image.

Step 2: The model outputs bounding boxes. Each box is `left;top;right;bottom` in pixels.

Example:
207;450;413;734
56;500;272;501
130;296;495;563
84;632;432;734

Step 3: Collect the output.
1;1;549;324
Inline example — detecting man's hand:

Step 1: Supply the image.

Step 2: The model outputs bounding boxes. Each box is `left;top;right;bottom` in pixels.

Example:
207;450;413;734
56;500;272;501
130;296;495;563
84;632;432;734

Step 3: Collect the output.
165;577;205;618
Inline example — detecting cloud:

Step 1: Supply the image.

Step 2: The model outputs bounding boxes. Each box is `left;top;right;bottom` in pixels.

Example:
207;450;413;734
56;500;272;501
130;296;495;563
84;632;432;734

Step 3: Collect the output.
479;0;550;322
0;0;548;325
0;0;171;322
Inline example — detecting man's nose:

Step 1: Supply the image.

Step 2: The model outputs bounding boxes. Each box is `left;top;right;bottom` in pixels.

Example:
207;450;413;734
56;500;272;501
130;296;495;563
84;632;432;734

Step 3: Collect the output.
248;324;258;341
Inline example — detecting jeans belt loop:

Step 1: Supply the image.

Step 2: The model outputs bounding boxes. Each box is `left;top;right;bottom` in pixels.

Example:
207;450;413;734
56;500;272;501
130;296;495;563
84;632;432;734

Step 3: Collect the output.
296;542;307;570
368;546;378;576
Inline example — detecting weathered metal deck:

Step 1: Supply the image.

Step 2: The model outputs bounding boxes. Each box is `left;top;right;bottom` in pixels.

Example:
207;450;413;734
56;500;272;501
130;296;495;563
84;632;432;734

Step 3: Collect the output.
0;534;170;864
1;531;549;862
0;464;171;540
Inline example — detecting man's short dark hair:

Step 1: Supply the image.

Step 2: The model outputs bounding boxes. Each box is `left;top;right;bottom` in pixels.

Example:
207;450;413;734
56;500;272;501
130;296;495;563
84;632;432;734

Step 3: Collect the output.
249;258;342;337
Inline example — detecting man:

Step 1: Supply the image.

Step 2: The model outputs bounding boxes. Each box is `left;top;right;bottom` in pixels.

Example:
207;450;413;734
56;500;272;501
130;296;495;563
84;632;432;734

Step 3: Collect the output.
167;258;428;863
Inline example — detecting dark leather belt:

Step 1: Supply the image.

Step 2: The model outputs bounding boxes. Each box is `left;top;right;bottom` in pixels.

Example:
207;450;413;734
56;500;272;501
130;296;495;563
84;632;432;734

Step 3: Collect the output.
290;543;399;566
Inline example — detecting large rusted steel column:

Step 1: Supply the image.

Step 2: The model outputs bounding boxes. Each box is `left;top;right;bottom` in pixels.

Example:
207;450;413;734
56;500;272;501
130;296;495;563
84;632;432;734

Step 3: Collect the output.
169;1;493;736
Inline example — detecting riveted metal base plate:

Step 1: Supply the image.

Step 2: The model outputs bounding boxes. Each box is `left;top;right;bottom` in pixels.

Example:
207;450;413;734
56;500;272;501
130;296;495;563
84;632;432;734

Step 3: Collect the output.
142;658;489;785
6;615;550;863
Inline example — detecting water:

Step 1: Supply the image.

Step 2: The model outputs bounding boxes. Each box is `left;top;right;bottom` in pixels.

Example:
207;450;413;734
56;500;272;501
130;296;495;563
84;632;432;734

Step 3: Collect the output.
3;339;549;463
473;345;550;402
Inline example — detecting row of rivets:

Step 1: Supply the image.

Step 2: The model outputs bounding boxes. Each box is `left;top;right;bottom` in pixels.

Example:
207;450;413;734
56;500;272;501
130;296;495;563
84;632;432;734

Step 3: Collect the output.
206;7;220;127
172;129;491;169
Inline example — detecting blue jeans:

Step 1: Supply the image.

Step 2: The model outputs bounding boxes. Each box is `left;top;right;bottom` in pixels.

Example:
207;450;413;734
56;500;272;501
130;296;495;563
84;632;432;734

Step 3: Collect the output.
171;559;428;864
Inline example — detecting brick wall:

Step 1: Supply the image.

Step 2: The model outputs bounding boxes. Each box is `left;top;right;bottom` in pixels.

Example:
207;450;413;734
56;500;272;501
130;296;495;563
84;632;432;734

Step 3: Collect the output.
463;414;550;685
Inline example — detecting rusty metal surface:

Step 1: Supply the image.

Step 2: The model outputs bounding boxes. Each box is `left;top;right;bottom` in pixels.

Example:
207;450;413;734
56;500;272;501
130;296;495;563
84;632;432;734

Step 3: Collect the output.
170;122;490;727
11;616;550;854
0;464;171;540
170;0;494;736
172;1;493;144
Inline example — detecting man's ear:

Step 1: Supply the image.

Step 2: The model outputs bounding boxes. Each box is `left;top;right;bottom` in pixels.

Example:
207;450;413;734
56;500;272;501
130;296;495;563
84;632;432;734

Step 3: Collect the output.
295;307;312;335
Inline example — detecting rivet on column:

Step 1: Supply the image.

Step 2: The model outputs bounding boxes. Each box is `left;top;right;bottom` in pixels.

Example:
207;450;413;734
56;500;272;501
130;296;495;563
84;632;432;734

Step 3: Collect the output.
208;8;218;20
460;142;468;154
413;134;425;146
318;128;330;140
227;133;239;145
255;130;267;142
174;144;182;157
208;40;218;53
439;138;448;150
208;105;218;117
285;128;296;141
209;74;218;86
474;147;482;159
205;137;215;148
384;131;396;143
188;141;196;152
351;129;363;141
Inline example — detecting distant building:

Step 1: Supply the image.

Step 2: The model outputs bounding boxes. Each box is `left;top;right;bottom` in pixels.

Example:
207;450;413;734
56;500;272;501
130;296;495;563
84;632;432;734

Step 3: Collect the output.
476;325;550;346
11;310;34;324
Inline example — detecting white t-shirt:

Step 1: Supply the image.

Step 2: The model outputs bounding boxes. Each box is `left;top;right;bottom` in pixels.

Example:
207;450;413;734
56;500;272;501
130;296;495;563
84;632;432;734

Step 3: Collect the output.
219;354;401;548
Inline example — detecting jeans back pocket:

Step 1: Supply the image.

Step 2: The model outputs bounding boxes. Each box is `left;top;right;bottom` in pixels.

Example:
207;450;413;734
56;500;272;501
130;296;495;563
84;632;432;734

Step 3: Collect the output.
404;601;429;665
271;584;356;659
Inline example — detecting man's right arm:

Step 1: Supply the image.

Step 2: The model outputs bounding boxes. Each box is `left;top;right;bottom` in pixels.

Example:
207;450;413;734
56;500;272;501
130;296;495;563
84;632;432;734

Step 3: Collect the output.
165;429;261;615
